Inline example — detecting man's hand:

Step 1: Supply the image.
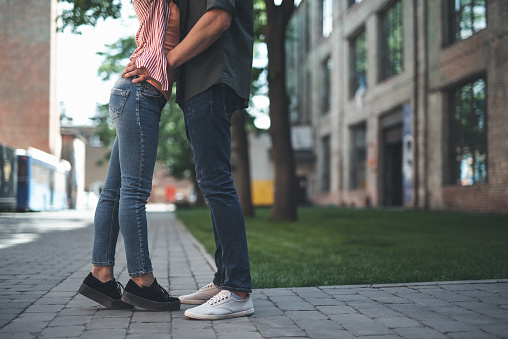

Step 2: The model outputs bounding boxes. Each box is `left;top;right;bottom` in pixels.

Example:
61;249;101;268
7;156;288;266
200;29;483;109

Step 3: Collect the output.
122;58;153;83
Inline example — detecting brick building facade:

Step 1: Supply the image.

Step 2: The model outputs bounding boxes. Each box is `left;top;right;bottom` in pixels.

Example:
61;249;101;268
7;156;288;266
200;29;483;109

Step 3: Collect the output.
0;0;60;157
286;0;507;213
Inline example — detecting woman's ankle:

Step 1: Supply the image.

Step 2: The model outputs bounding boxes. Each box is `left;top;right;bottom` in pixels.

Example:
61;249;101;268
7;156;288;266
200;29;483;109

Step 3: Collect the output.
92;265;114;283
131;273;155;287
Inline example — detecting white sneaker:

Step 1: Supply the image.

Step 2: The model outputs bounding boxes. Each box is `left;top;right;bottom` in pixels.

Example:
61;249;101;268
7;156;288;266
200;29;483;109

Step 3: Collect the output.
179;282;221;305
184;290;254;320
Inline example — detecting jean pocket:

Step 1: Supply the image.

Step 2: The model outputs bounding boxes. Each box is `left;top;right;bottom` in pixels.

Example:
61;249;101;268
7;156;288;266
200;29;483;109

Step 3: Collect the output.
141;83;162;99
109;87;130;120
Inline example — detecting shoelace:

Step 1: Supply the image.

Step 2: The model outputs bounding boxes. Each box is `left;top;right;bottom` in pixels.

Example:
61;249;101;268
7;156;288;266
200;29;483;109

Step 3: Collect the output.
200;282;214;291
112;280;125;296
207;291;229;305
153;283;171;300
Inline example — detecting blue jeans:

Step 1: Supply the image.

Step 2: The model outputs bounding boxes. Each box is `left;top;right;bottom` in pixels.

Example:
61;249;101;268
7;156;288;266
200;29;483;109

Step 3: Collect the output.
92;77;166;277
182;84;252;294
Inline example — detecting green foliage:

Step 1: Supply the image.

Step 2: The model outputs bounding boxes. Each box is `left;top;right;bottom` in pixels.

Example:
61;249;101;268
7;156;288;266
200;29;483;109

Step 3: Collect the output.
57;0;122;34
253;0;267;42
97;37;137;80
157;95;195;179
177;207;508;288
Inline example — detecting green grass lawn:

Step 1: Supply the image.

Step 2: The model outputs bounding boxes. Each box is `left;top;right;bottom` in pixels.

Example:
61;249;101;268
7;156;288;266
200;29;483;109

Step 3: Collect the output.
175;207;508;289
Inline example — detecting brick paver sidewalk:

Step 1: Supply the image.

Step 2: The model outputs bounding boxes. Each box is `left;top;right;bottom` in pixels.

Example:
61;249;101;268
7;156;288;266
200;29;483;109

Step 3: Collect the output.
0;209;507;338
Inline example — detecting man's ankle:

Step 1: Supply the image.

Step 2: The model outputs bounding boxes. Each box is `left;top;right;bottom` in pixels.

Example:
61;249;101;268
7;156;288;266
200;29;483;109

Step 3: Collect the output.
231;291;248;299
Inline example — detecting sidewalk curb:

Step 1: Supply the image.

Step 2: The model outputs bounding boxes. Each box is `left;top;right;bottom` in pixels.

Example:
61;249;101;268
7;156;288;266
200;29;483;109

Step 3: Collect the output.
173;217;217;272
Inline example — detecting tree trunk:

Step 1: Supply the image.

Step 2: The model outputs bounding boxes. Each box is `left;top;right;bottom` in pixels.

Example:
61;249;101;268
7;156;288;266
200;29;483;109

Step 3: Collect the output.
265;0;297;221
231;110;254;217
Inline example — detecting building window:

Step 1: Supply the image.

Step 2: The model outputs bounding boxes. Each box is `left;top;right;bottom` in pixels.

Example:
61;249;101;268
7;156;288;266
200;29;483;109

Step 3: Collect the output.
445;0;487;44
321;136;331;192
448;78;487;186
379;0;403;80
350;30;367;98
348;0;363;7
322;58;332;115
350;124;367;189
322;0;333;38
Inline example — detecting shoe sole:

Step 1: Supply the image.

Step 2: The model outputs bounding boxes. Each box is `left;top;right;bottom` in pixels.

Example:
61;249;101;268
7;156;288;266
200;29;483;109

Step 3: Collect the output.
179;298;207;305
122;291;181;311
184;308;254;320
78;284;133;310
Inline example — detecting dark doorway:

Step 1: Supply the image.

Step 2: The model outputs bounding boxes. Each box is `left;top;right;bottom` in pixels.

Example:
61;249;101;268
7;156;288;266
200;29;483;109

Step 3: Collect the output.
296;176;308;205
383;125;403;206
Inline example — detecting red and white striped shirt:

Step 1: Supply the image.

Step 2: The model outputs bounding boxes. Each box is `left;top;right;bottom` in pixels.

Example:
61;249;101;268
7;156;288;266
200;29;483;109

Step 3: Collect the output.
131;0;171;91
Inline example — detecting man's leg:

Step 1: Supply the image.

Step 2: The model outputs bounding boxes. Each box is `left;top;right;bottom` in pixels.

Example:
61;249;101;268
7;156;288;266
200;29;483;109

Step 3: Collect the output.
180;85;253;319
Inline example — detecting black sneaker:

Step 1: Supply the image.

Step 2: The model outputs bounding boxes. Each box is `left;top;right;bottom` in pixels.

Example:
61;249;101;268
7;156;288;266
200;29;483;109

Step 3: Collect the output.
78;272;133;310
121;278;181;311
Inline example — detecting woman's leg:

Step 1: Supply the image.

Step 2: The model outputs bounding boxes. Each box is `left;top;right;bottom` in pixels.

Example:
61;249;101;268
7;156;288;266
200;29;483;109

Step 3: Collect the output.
111;78;166;282
91;136;121;281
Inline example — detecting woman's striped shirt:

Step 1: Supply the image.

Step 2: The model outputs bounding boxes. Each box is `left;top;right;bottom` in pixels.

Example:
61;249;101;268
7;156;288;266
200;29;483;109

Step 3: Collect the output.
131;0;171;91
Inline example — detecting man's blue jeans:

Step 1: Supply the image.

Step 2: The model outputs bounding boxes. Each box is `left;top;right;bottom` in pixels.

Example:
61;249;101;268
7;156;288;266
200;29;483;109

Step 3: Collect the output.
92;77;166;277
182;84;252;294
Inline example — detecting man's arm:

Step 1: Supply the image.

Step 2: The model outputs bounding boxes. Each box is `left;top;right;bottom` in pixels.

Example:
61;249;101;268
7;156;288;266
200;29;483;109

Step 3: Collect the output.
124;8;232;81
167;8;232;69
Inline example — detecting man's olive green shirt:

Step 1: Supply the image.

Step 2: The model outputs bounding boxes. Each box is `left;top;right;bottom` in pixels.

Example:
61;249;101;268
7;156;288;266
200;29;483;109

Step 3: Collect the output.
175;0;254;109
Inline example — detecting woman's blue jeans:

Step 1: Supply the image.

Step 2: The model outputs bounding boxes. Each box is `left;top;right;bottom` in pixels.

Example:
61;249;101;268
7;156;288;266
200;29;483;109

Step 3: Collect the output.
92;77;166;277
182;84;252;293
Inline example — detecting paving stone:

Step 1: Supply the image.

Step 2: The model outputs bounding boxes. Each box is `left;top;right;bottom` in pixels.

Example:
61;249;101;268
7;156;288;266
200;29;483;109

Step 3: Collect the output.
23;304;65;313
0;333;36;339
447;331;500;339
15;312;57;322
274;301;316;311
251;316;306;337
315;304;357;315
375;316;422;328
422;319;479;333
329;313;395;336
58;308;97;316
249;306;285;318
213;321;258;333
130;311;171;323
356;306;403;319
284;310;329;322
306;329;356;339
450;313;500;325
39;325;86;338
171;317;213;329
81;329;127;338
126;335;171;339
171;328;217;338
48;315;92;327
393;327;449;339
216;332;264;339
87;317;131;330
95;309;134;318
128;322;171;333
477;323;508;338
308;298;344;306
0;320;49;333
